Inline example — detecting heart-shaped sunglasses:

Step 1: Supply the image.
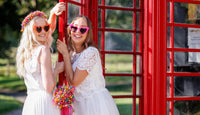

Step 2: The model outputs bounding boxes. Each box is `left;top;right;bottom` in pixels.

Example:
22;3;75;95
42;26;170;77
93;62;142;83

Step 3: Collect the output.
69;24;89;35
33;24;50;33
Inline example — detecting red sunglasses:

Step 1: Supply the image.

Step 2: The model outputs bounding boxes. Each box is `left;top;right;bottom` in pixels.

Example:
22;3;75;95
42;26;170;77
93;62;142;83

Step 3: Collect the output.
33;24;50;33
69;24;89;34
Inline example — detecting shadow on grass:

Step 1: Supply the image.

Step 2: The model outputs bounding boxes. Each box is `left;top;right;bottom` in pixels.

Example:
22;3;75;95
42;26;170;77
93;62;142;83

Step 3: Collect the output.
0;95;23;114
117;104;132;115
106;84;140;115
0;77;20;84
106;83;132;92
117;104;139;115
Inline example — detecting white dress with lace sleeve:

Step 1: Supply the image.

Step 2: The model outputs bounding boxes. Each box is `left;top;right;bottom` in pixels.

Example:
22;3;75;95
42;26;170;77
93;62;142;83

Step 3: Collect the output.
71;47;119;115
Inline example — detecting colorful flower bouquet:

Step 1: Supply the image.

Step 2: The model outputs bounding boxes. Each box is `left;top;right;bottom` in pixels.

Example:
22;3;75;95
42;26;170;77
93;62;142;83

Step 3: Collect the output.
53;85;75;109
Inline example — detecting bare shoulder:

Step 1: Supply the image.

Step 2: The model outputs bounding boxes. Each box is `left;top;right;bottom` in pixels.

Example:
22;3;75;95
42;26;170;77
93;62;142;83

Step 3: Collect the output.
38;45;51;64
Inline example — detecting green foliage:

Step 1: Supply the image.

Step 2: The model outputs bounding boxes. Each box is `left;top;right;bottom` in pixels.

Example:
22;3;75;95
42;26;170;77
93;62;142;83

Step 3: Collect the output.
98;0;135;51
0;94;23;114
0;0;59;59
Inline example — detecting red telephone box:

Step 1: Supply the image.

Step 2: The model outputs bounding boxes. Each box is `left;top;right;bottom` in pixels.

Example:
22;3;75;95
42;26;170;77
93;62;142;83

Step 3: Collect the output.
58;0;200;115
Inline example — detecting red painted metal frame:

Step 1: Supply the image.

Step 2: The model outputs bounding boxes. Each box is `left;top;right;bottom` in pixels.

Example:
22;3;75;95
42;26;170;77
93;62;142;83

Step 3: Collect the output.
98;1;144;115
143;0;167;115
58;0;200;114
59;0;144;115
167;0;200;115
58;0;66;86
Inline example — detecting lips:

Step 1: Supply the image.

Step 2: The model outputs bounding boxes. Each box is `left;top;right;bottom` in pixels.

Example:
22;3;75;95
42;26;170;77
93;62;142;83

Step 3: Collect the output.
39;34;46;38
74;35;81;38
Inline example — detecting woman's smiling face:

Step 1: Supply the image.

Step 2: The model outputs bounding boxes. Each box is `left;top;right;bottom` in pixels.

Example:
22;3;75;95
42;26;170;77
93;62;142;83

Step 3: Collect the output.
71;17;88;47
33;17;50;44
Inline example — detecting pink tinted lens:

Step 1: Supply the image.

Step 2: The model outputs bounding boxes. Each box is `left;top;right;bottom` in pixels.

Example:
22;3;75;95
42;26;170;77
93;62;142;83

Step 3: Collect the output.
70;25;78;32
70;24;89;34
79;27;89;34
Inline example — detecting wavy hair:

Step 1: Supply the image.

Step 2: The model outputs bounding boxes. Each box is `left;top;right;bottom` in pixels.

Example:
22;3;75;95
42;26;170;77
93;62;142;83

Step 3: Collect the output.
16;17;52;78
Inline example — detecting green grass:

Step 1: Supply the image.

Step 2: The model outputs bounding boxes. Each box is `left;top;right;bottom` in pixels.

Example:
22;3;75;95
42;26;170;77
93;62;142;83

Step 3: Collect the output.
105;54;132;63
115;98;133;115
105;62;133;73
107;83;132;92
0;63;17;77
105;76;132;83
0;76;26;92
108;83;139;115
0;54;137;114
0;94;23;114
105;54;133;73
0;76;25;114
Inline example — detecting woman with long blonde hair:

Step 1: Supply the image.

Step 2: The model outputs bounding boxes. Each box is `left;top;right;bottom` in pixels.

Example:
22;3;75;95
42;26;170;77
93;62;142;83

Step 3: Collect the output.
16;3;65;115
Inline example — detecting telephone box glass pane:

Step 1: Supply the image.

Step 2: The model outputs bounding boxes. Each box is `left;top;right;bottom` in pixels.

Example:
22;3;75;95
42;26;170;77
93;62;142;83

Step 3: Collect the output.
174;100;200;114
99;0;133;8
68;4;80;23
174;27;200;49
105;54;133;73
105;32;133;51
174;76;200;97
114;98;133;115
106;76;133;95
174;51;200;72
174;2;200;25
105;9;133;30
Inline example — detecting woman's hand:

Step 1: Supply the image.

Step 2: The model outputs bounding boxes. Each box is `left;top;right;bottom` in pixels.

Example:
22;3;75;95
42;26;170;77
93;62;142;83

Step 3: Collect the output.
57;38;68;56
54;61;64;74
48;2;65;34
50;2;65;16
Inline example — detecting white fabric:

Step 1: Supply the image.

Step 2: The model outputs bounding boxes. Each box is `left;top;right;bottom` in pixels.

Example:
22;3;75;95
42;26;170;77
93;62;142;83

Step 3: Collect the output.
22;45;60;115
71;47;119;115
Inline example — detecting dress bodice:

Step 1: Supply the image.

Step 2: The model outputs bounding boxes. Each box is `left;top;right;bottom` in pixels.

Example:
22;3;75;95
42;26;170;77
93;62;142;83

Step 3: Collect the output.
71;47;106;101
24;45;46;94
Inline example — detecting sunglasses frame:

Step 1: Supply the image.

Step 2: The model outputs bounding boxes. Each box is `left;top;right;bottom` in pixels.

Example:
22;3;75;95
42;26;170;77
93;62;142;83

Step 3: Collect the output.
33;24;51;33
69;24;89;35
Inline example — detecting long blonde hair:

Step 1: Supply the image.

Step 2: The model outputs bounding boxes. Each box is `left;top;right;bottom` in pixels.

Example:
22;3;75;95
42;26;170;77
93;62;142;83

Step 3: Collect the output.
16;17;52;78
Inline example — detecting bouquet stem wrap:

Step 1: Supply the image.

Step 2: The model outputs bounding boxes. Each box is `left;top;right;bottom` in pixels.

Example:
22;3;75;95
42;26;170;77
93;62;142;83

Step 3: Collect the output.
53;85;75;115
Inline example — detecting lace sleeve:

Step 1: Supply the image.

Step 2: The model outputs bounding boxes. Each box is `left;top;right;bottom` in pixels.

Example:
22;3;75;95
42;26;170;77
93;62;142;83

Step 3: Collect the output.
76;47;99;73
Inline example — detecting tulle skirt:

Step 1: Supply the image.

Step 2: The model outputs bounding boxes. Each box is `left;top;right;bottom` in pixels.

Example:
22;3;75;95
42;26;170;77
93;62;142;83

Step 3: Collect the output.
22;90;60;115
73;88;119;115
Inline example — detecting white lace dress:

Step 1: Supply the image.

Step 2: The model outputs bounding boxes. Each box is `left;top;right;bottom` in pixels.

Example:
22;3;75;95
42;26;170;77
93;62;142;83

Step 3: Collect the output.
22;45;60;115
71;47;119;115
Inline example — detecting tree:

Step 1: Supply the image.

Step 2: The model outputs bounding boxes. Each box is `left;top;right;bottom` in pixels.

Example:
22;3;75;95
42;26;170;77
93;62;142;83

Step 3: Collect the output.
0;0;58;59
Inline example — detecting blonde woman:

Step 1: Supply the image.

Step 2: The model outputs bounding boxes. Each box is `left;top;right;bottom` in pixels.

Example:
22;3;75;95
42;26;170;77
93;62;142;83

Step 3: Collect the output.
16;3;65;115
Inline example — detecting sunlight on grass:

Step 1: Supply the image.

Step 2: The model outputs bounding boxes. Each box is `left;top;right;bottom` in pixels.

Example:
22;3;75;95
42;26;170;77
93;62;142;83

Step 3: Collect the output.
105;54;132;63
0;59;9;65
0;76;26;92
51;53;58;65
0;54;138;115
110;91;132;95
105;63;133;73
0;65;17;76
